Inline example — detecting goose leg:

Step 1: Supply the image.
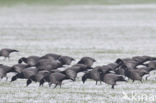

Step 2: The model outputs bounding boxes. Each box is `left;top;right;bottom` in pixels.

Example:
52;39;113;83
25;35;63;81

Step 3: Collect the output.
49;82;52;87
140;79;143;83
59;82;62;88
100;81;102;84
145;75;149;80
132;80;134;83
0;77;3;81
39;80;44;87
144;74;149;80
8;56;10;61
111;84;115;89
5;76;8;81
96;81;97;85
54;83;58;89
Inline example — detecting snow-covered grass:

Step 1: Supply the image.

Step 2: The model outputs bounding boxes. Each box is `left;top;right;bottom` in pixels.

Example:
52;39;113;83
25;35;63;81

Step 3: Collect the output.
0;4;156;103
0;0;156;6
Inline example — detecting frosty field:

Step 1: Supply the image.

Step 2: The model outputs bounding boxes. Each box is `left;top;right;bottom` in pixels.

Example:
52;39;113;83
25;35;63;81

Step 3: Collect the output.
0;3;156;103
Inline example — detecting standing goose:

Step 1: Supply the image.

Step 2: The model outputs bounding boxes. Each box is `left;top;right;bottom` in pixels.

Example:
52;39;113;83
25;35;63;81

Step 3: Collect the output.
18;56;40;67
0;48;19;59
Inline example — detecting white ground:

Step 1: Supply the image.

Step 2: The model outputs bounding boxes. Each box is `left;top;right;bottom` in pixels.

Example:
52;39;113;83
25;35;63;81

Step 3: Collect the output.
0;4;156;103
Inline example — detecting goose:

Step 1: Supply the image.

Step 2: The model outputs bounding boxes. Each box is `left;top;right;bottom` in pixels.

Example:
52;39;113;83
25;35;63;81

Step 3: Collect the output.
101;73;127;89
36;59;62;71
82;68;102;85
0;48;19;59
77;57;96;67
0;64;12;80
18;56;40;67
26;70;50;86
11;67;38;82
11;64;29;73
58;56;75;65
41;72;73;88
40;53;61;60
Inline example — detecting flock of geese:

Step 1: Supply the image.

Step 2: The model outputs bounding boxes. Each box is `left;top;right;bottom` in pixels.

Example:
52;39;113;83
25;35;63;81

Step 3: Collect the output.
1;48;156;89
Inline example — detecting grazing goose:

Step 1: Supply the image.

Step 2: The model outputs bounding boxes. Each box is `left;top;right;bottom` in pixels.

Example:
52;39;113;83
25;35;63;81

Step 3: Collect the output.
40;53;61;60
36;59;62;71
145;60;156;70
132;56;156;65
58;56;75;65
26;70;51;86
11;67;38;82
59;66;82;82
62;64;92;81
119;64;148;83
61;69;77;81
82;67;102;85
101;73;127;89
115;58;139;70
77;57;96;67
18;56;40;67
100;65;114;74
41;72;72;88
135;67;154;80
106;63;119;70
0;64;12;80
0;48;19;59
114;65;126;76
11;64;29;73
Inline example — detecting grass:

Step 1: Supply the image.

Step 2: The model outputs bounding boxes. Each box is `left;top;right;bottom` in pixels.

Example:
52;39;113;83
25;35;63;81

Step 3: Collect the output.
0;0;156;6
0;3;156;103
